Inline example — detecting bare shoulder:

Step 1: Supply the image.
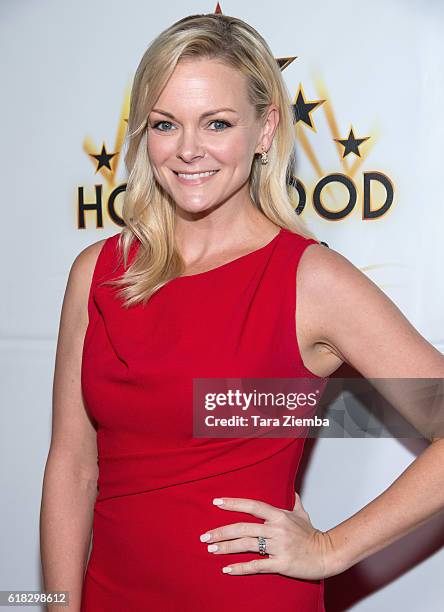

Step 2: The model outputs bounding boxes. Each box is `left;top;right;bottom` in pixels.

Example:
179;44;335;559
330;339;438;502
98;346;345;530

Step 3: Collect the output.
298;240;355;282
74;237;108;267
296;242;444;377
70;239;108;297
64;238;108;323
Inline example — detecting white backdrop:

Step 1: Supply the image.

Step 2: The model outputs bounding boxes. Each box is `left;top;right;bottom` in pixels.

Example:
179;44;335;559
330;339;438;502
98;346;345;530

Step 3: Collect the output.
1;0;443;610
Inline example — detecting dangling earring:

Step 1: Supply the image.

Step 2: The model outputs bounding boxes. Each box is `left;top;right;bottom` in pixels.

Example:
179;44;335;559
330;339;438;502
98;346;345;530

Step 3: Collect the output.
260;148;269;165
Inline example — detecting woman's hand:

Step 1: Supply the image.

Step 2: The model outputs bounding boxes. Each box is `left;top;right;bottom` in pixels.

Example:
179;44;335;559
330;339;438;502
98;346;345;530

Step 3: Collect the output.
199;495;336;580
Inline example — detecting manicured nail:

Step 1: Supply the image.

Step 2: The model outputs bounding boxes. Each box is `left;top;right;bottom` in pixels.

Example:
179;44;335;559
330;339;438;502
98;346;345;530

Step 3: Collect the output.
200;533;211;542
222;566;232;573
213;498;224;505
208;544;218;552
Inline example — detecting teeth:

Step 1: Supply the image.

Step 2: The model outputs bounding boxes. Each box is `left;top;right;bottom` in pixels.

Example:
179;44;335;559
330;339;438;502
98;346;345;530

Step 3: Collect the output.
177;170;218;180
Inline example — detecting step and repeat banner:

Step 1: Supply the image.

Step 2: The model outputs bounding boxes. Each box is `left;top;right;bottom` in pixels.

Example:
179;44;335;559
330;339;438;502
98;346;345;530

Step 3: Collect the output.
1;1;443;610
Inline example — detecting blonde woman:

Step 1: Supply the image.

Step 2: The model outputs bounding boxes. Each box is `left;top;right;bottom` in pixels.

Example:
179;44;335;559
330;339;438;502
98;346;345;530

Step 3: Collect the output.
40;13;444;612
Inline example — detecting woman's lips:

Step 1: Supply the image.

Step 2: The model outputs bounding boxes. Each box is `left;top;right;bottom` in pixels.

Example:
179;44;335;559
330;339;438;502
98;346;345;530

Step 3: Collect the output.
173;169;220;186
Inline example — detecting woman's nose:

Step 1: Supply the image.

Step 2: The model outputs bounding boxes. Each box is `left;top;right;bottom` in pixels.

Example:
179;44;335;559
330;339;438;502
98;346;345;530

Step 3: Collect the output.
175;128;205;162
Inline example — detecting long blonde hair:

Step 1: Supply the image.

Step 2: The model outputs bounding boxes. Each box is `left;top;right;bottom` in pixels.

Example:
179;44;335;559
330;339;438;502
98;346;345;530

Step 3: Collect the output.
109;13;318;307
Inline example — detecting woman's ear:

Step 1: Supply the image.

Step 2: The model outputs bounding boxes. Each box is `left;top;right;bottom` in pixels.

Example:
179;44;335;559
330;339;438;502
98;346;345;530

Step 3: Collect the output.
256;104;280;154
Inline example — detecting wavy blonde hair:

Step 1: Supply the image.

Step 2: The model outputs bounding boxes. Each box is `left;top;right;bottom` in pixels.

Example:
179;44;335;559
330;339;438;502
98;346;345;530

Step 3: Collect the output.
108;12;318;307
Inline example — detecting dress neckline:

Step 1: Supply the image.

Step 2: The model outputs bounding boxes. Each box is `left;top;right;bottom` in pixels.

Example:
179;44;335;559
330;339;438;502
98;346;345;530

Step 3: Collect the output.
172;227;284;281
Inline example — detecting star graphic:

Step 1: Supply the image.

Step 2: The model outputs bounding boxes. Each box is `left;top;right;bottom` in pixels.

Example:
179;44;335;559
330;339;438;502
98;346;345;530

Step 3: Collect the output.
292;85;325;130
276;56;297;70
334;126;370;158
90;144;117;172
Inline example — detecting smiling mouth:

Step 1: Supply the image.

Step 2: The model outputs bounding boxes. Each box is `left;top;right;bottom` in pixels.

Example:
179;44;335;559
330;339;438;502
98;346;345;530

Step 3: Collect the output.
173;170;220;179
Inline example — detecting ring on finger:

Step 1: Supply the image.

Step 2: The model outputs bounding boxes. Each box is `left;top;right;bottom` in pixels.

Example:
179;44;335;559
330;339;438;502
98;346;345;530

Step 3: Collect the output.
258;536;267;556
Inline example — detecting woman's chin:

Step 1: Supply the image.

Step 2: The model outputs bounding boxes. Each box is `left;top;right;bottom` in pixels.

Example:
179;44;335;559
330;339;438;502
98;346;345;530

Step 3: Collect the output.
175;199;221;216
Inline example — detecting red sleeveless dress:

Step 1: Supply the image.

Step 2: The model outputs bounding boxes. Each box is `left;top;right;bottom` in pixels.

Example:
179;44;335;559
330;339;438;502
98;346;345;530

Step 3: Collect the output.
80;227;326;611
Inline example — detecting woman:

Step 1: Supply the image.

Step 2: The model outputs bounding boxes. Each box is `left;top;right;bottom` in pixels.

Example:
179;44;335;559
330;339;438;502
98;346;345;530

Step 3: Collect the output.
40;12;444;612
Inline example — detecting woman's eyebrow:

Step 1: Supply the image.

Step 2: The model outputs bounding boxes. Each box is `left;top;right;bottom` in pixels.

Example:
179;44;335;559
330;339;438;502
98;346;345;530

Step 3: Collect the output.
151;107;239;119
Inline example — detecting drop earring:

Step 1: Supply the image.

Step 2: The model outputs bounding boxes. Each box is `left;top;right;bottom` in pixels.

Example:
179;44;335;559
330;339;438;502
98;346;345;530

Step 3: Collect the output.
260;148;269;165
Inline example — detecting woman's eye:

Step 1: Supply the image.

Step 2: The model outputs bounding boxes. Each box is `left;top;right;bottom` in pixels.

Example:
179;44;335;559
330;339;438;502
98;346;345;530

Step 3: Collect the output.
152;121;175;132
209;120;231;131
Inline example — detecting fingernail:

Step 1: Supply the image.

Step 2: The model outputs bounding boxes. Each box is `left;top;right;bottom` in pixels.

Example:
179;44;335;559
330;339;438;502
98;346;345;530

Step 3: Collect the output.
208;544;218;552
213;498;224;505
200;533;211;542
222;566;232;573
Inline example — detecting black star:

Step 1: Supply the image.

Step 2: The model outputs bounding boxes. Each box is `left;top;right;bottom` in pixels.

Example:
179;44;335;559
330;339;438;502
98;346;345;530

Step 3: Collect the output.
276;56;297;71
292;86;325;129
90;144;117;172
334;127;370;158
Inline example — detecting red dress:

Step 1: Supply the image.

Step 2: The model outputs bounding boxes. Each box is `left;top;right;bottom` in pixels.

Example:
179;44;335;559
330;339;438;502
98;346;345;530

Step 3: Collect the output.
80;227;326;611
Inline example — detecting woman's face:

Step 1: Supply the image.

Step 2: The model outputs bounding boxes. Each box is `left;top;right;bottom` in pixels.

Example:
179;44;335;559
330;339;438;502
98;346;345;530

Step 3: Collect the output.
146;58;273;216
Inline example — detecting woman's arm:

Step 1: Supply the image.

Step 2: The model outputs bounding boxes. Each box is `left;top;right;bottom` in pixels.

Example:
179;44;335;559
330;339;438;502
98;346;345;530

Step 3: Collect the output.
40;239;105;611
297;244;444;577
322;437;444;577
